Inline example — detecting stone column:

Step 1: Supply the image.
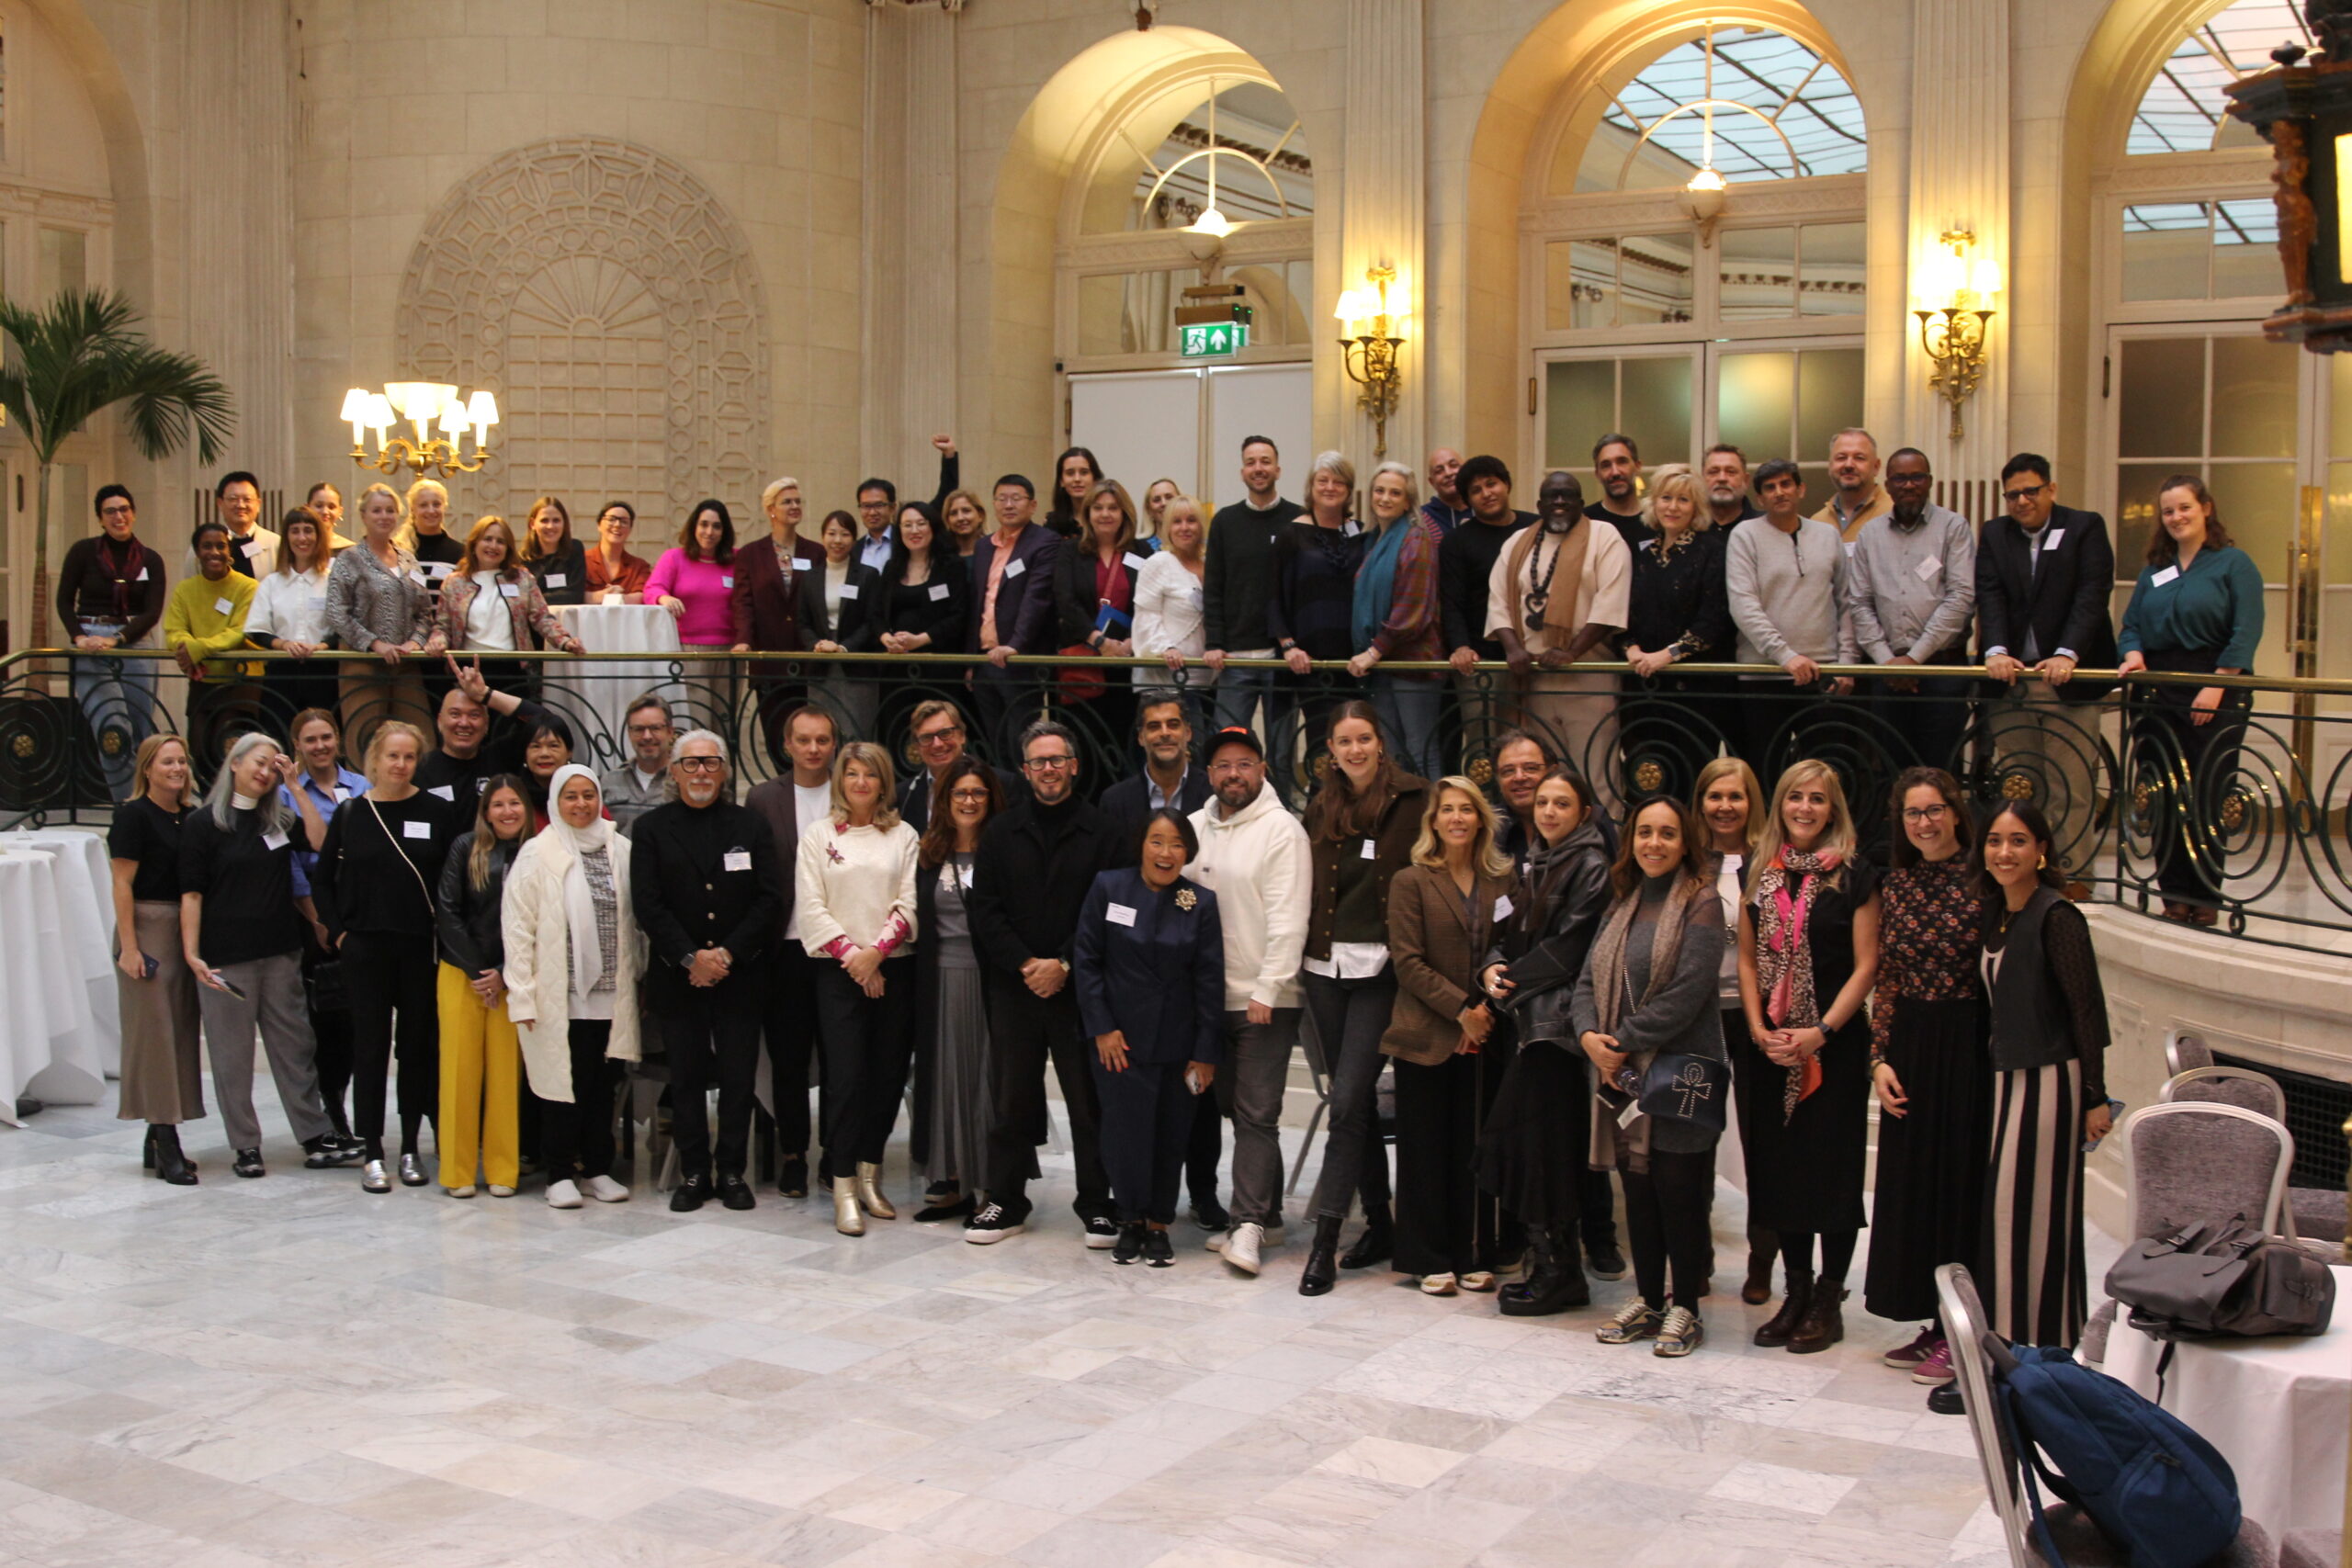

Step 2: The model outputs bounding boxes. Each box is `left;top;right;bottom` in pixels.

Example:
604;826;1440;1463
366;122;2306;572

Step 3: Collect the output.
178;0;297;491
862;0;961;490
1905;0;2009;511
1339;0;1426;465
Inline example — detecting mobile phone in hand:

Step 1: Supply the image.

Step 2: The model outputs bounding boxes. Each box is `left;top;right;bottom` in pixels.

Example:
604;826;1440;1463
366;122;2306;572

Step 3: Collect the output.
213;975;248;1001
141;953;159;980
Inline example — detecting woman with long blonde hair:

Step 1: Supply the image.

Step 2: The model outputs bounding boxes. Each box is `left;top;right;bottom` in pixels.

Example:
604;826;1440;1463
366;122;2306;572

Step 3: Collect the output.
1378;775;1515;1296
1690;755;1779;1303
433;774;534;1198
109;734;206;1184
323;481;440;736
1736;759;1880;1355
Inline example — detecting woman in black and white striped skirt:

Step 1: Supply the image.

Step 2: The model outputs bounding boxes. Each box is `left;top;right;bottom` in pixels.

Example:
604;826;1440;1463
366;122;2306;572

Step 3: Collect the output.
1976;803;2113;1348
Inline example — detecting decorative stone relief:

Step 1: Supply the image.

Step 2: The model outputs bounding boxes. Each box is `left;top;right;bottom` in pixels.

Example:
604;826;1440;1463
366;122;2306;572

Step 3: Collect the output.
397;138;769;525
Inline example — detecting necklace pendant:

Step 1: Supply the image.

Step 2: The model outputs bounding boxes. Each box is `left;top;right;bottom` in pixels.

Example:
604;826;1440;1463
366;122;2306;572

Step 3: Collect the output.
1525;591;1549;619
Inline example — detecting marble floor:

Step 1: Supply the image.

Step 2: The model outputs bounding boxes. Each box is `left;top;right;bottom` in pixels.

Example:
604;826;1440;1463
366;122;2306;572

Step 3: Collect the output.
0;1083;2035;1568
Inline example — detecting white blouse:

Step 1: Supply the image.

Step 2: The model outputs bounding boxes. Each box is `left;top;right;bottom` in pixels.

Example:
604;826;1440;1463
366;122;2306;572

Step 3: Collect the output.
247;567;333;647
464;571;516;649
1133;550;1207;660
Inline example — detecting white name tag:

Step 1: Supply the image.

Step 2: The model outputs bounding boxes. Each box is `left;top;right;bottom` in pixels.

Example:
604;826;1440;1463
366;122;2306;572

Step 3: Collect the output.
262;829;289;851
213;597;234;615
929;582;950;602
136;568;150;582
500;582;519;599
425;562;453;579
1915;556;1942;583
2151;565;2180;588
1106;902;1137;927
721;576;734;589
427;784;456;802
1005;558;1026;579
2043;528;2064;551
831;585;851;602
723;849;752;872
1124;552;1148;572
240;539;262;558
333;787;351;803
402;819;433;840
1360;838;1377;860
1843;541;1857;557
410;570;429;585
544;572;567;588
1494;895;1514;921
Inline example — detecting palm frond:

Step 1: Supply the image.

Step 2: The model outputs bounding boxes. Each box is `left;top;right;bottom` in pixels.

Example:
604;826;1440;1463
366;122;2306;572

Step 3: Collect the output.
0;287;235;466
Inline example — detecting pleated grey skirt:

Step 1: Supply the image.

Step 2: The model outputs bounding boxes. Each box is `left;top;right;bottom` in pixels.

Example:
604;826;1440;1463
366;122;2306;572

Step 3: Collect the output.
926;962;991;1189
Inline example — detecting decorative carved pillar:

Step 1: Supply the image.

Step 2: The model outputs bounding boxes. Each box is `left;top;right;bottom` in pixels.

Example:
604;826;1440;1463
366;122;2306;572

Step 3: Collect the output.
862;0;962;488
1340;0;1426;466
179;0;296;489
1905;0;2009;507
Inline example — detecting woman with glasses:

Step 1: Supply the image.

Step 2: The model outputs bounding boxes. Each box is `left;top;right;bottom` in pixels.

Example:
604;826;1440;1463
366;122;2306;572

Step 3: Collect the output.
584;502;653;604
912;756;1006;1221
246;505;344;725
1864;767;1988;1390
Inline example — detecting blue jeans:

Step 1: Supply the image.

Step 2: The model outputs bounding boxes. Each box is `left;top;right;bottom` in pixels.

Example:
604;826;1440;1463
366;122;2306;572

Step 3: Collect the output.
1212;659;1276;736
1373;672;1443;781
74;644;157;802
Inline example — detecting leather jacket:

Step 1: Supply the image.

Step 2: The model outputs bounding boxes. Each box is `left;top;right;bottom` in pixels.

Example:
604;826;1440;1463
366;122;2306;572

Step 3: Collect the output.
435;829;522;976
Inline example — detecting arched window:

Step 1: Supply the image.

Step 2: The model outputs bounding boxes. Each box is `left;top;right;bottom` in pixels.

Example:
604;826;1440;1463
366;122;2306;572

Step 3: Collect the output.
2126;0;2309;155
1522;18;1867;498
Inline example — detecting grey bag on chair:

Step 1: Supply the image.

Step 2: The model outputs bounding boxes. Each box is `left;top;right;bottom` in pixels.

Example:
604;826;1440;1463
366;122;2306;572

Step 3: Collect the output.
2105;1215;2335;1341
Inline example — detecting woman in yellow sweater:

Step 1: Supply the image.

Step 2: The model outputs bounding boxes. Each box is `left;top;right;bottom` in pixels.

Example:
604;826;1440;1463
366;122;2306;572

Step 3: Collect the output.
164;522;258;765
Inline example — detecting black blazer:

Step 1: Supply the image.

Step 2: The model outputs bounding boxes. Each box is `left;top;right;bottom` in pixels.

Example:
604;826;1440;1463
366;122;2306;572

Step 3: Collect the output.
1054;541;1148;649
1072;867;1226;1065
967;525;1064;656
899;762;1020;834
876;556;970;651
1975;503;2118;700
628;799;784;989
795;562;882;651
1095;766;1214;864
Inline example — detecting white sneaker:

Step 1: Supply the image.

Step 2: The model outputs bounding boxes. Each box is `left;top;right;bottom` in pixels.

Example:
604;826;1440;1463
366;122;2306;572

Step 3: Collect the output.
546;1179;583;1209
446;1184;477;1199
487;1184;516;1198
1223;1222;1265;1275
1208;1223;1283;1253
582;1175;630;1203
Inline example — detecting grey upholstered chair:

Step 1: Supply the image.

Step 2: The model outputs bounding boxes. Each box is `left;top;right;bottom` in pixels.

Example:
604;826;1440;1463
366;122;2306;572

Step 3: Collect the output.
2160;1066;2345;1247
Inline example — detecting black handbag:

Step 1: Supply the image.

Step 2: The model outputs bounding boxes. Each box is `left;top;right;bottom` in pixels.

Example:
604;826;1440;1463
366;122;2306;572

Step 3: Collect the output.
303;957;349;1015
1630;1053;1728;1132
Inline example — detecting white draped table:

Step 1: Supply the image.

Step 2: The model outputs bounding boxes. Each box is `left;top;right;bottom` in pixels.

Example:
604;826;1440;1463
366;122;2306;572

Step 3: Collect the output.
0;848;107;1122
4;827;120;1077
546;604;686;769
2102;1264;2352;1538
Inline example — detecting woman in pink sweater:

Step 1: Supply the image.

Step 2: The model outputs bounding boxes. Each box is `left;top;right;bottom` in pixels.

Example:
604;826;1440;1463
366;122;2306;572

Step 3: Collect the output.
648;499;743;734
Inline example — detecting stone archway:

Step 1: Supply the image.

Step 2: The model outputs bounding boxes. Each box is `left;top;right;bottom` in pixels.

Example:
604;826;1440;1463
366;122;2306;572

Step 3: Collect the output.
397;137;769;525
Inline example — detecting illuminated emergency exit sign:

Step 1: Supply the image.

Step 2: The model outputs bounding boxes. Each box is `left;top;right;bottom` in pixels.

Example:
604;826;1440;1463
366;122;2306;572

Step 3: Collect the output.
1181;321;1249;357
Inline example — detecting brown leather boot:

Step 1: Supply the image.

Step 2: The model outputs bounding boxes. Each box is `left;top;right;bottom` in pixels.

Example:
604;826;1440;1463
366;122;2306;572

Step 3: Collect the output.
1753;1275;1814;1348
1788;1280;1848;1354
1741;1248;1776;1306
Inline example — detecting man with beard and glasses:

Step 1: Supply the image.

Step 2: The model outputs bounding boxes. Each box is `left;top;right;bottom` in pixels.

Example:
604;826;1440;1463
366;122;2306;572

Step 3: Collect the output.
1844;446;1977;784
631;730;785;1213
1812;427;1892;543
1486;472;1631;803
963;719;1125;1247
1700;445;1762;533
1587;434;1649;554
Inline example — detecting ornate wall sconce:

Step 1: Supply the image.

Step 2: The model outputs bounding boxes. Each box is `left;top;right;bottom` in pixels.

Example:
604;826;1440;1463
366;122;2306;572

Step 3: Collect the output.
1336;265;1408;458
341;382;499;479
1913;230;2001;441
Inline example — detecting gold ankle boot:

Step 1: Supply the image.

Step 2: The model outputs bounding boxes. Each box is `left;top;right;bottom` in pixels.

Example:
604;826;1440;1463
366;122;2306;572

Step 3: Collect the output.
833;1177;865;1235
856;1161;896;1219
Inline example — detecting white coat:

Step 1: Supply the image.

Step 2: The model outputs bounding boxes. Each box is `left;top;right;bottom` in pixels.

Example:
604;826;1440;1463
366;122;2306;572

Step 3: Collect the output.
500;827;643;1100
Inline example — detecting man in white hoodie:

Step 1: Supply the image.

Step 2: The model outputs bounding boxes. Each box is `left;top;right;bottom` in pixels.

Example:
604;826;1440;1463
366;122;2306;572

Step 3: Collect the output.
1186;726;1311;1275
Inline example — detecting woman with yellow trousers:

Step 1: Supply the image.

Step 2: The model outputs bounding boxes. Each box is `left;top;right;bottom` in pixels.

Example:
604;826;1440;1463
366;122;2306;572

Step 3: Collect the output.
433;774;533;1197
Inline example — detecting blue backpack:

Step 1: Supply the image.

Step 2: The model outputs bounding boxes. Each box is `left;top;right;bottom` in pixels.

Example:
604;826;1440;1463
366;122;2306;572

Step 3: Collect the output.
1985;1339;2241;1568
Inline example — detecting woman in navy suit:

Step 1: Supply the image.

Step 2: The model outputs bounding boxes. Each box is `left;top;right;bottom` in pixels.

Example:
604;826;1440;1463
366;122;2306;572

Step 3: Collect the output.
1074;807;1225;1267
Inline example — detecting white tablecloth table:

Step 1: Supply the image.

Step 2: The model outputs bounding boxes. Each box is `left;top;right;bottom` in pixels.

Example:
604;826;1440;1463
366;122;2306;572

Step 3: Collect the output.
2102;1265;2352;1537
546;604;686;770
0;849;107;1122
3;827;120;1077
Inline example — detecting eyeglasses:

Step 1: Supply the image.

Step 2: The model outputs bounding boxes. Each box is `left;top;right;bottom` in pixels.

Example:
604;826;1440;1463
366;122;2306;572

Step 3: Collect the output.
917;727;964;746
673;756;725;773
627;723;671;738
1023;754;1077;773
948;786;990;802
2002;483;2048;503
1901;805;1950;822
1497;762;1546;779
1208;759;1261;775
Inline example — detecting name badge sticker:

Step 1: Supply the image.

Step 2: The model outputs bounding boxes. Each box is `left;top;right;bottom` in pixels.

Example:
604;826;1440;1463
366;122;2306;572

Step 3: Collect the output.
427;784;456;802
1124;552;1149;572
929;582;950;602
136;568;150;582
1106;902;1137;927
544;572;567;588
213;597;235;615
1915;556;1942;583
1843;541;1857;558
1494;895;1514;921
723;849;752;873
721;576;734;589
240;539;262;558
1005;558;1026;579
262;829;290;852
1361;839;1377;860
402;819;434;840
500;582;520;598
2044;528;2065;551
2151;565;2181;588
333;787;351;803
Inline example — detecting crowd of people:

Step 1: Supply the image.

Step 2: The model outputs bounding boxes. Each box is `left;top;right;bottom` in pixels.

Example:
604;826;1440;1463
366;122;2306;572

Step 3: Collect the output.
86;421;2226;1382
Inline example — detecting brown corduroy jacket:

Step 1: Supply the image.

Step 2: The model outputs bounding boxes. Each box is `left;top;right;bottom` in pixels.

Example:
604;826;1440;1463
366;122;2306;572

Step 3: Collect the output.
1379;861;1515;1066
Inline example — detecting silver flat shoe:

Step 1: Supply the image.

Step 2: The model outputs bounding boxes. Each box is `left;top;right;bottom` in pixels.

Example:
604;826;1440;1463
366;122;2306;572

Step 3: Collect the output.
360;1159;391;1193
398;1153;428;1187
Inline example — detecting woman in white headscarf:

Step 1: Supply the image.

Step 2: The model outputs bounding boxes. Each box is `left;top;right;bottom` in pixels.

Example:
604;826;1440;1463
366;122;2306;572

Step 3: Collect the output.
503;763;642;1208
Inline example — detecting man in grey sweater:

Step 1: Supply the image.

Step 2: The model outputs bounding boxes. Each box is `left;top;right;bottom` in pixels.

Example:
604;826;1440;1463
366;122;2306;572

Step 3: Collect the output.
1724;459;1849;775
1844;447;1977;778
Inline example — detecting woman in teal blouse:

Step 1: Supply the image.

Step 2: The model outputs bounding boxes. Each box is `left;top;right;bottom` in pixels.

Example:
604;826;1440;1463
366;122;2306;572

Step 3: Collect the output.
2117;475;2264;924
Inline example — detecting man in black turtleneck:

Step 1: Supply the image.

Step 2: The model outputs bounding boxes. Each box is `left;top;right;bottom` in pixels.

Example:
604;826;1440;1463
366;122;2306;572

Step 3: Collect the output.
414;656;554;805
963;717;1125;1247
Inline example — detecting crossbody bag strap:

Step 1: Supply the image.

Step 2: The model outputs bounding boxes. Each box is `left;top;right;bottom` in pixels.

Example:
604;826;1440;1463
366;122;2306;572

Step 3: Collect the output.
366;795;438;931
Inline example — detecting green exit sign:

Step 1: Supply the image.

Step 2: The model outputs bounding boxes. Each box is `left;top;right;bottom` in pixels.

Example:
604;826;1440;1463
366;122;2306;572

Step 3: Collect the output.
1181;321;1250;357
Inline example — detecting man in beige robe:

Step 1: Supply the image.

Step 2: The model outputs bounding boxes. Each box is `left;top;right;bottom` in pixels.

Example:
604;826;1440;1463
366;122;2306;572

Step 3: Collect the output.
1485;471;1632;799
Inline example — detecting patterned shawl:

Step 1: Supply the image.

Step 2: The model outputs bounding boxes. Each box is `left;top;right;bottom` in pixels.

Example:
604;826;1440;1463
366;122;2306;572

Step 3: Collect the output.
1750;847;1842;1122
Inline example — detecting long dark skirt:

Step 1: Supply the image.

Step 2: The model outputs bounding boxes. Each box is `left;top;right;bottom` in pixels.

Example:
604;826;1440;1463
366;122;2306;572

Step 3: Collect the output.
1474;1036;1589;1227
1862;998;1993;1323
1739;1019;1871;1235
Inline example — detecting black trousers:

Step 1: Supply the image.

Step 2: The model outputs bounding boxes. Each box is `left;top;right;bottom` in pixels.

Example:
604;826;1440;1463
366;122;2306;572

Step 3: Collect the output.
341;929;438;1139
1185;1090;1223;1210
541;1021;616;1181
1623;1145;1718;1310
1093;1056;1196;1224
2132;652;2251;907
1393;1052;1497;1278
302;931;354;1134
763;944;823;1158
814;957;916;1180
1305;969;1397;1223
981;972;1111;1222
656;970;767;1181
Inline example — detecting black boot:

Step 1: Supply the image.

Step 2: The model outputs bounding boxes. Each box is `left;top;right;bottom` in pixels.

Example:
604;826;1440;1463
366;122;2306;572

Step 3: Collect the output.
1500;1226;1589;1317
1299;1215;1342;1297
1340;1203;1394;1269
151;1124;198;1186
1754;1273;1815;1348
